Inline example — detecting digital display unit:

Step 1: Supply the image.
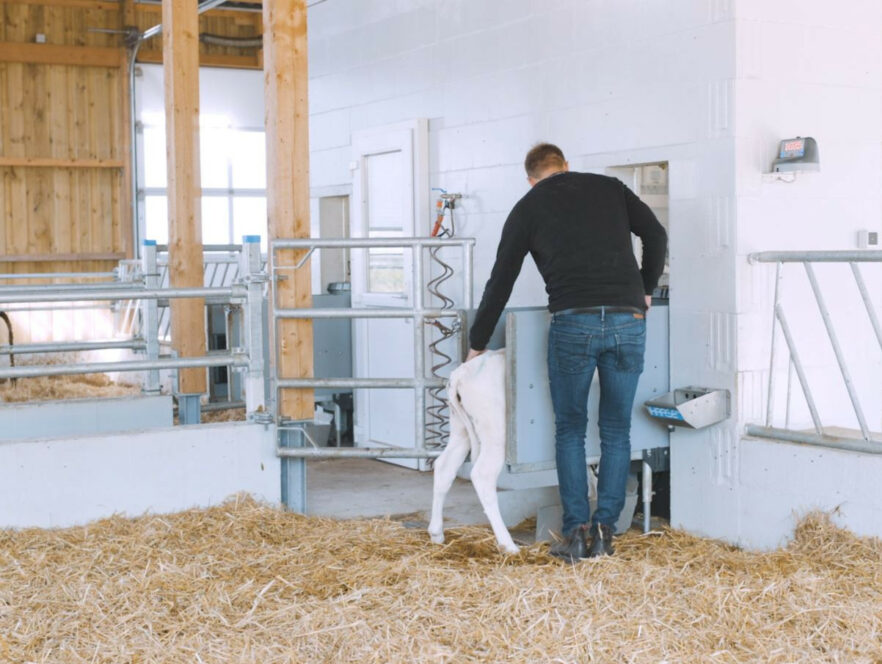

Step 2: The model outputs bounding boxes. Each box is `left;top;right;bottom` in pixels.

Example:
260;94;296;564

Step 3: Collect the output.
778;138;805;159
772;136;818;173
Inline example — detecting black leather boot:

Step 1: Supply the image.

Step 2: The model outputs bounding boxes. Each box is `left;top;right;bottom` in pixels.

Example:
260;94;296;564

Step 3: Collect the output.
587;523;615;558
549;524;589;563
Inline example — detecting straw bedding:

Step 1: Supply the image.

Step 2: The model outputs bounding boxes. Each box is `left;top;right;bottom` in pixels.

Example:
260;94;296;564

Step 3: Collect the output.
0;374;139;403
1;497;880;663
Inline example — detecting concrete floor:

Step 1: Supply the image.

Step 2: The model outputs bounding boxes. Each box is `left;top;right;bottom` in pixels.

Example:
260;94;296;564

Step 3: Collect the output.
305;458;559;542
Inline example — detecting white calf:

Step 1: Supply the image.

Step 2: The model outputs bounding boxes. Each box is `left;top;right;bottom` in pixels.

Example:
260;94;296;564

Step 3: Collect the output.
427;349;518;554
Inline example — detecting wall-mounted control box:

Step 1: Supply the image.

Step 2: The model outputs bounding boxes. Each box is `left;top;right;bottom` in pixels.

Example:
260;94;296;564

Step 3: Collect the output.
772;136;819;173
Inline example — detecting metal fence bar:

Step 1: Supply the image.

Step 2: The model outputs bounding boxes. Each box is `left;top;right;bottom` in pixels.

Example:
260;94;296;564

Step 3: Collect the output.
750;250;882;263
0;272;117;281
0;353;246;381
775;304;824;435
276;447;442;459
765;262;783;427
277;377;446;389
851;262;882;351
270;236;474;461
142;242;162;392
804;262;871;440
0;286;241;305
275;308;461;319
274;237;474;249
746;425;882;454
0;339;146;355
413;244;427;453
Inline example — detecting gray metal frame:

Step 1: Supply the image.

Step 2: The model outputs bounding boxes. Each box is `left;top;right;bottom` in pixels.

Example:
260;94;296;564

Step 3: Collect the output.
270;236;475;459
749;250;882;447
0;241;267;421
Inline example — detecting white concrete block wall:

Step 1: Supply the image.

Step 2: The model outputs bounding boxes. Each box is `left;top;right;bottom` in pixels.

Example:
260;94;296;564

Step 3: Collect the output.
308;0;739;316
672;0;882;548
307;0;882;548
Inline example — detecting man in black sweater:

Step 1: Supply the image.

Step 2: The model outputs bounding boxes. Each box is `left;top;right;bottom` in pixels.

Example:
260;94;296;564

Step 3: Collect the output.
467;144;667;561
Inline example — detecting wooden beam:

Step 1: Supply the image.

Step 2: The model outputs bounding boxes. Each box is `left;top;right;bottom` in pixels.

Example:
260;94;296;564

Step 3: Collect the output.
264;0;313;420
0;42;123;67
163;0;206;395
0;0;121;9
0;157;124;168
0;252;125;263
136;49;262;70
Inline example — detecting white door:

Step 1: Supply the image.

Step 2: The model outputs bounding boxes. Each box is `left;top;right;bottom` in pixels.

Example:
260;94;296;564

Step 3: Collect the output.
350;120;429;469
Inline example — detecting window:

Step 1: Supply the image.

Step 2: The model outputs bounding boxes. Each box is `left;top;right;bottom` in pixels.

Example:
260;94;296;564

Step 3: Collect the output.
140;122;267;250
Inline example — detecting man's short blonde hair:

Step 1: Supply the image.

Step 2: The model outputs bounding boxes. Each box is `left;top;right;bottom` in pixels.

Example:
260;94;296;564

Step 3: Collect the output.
524;143;566;179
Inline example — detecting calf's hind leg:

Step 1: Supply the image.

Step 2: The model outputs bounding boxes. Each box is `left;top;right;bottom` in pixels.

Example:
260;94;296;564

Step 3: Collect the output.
427;411;470;545
469;417;518;554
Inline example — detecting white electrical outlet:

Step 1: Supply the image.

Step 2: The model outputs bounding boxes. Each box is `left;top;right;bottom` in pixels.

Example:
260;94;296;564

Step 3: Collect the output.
34;33;46;44
858;229;879;249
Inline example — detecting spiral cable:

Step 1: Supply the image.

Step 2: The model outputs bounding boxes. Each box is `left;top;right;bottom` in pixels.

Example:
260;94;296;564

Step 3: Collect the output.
424;195;460;449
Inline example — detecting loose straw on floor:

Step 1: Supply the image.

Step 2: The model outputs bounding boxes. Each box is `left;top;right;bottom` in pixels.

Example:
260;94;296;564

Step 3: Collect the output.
1;496;880;663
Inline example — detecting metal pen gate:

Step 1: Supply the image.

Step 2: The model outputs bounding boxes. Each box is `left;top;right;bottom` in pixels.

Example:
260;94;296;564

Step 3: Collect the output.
269;237;474;468
747;250;882;452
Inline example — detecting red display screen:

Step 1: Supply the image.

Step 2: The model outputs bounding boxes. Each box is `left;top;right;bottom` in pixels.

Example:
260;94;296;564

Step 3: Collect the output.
779;138;805;159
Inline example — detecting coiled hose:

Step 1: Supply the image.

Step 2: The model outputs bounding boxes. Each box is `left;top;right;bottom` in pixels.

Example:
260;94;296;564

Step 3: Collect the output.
424;198;460;449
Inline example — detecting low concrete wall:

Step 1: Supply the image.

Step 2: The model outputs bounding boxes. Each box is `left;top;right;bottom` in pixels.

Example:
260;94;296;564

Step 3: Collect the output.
0;395;173;441
672;429;882;550
0;422;280;529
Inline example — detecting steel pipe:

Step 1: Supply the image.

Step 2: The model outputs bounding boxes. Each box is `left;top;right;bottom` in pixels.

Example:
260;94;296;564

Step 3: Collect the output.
804;263;871;440
273;237;476;249
274;308;462;320
277;377;445;389
0;354;246;381
745;425;882;454
0;339;146;355
413;245;426;452
0;272;117;281
850;263;882;351
276;446;442;459
775;304;824;436
0;286;240;304
750;250;882;263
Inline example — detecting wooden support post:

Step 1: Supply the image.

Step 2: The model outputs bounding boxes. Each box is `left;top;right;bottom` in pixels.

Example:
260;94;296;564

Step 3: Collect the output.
263;0;313;420
163;0;207;394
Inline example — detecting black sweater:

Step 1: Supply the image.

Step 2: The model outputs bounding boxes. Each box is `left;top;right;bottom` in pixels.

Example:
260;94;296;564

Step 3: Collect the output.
469;171;668;351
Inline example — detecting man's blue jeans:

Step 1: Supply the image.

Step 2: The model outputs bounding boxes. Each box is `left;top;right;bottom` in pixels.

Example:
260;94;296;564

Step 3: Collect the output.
547;309;646;536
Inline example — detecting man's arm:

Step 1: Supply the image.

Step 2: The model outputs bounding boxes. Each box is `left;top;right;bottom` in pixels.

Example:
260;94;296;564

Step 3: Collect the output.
623;185;668;298
468;204;531;355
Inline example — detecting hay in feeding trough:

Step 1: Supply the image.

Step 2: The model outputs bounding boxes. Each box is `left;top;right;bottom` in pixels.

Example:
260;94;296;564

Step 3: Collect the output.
0;373;140;403
1;497;881;663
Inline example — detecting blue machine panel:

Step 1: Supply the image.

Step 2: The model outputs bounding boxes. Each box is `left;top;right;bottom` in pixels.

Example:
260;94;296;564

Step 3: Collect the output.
502;305;670;472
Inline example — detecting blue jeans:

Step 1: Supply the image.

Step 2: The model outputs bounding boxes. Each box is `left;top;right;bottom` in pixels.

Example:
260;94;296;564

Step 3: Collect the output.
547;309;646;536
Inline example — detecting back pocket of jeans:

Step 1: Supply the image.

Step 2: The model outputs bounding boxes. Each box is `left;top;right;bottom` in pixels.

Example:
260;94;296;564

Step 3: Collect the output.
548;329;592;374
614;330;645;372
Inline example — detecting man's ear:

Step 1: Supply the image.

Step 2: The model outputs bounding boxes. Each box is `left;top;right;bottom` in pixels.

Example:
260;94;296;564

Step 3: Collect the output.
562;161;570;172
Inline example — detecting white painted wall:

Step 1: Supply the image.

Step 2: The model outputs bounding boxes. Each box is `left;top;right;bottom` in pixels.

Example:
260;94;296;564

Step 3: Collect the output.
0;422;280;529
671;0;882;548
308;0;882;549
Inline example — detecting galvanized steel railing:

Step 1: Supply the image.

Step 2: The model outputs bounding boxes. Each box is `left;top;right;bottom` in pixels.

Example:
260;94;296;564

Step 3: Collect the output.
747;250;882;452
271;236;474;459
0;239;268;419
